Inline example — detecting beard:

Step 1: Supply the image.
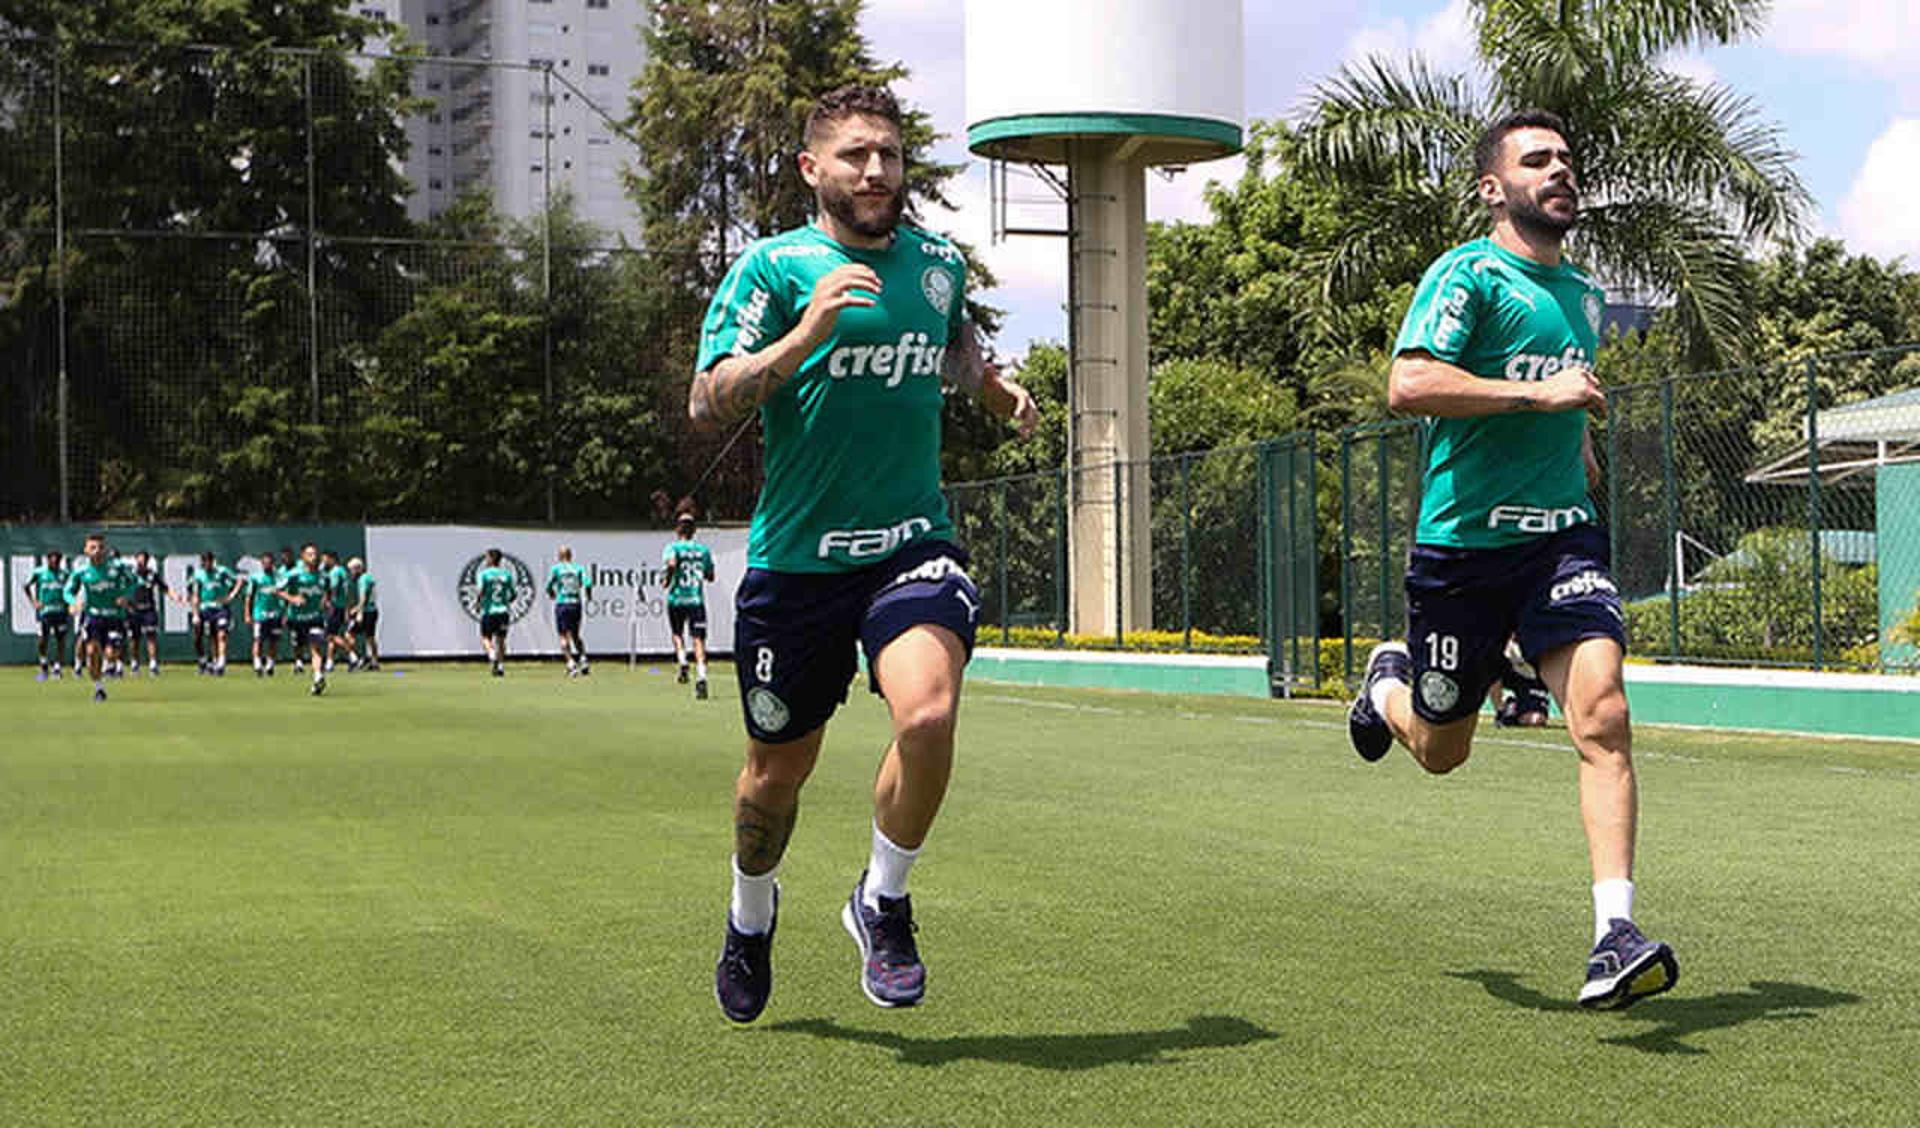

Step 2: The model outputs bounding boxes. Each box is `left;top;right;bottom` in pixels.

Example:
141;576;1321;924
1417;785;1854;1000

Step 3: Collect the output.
818;180;904;239
1507;185;1579;238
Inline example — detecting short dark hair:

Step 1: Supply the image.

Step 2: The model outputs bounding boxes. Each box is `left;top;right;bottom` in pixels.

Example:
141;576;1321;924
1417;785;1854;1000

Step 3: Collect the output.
486;547;502;564
1474;109;1571;178
804;85;902;149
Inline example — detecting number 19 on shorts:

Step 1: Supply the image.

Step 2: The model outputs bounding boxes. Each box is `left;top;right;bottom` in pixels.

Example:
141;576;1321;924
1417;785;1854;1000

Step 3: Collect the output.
1425;633;1459;671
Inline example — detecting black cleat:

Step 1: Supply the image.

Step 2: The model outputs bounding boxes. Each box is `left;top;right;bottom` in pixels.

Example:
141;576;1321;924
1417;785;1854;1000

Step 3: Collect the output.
695;678;709;700
842;871;926;1008
1579;918;1679;1010
1347;642;1411;763
715;895;778;1024
310;677;327;696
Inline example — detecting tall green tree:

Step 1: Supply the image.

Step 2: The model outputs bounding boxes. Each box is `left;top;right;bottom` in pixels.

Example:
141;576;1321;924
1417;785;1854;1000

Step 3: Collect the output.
1294;0;1809;368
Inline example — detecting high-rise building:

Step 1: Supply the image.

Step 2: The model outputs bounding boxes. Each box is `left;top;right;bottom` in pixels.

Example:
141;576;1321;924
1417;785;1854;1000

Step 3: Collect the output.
364;1;647;242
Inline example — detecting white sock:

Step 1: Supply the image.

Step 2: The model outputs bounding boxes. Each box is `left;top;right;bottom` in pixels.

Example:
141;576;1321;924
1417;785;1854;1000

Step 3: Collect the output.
1593;878;1635;944
675;645;686;668
1368;674;1406;717
863;822;921;910
696;659;707;681
730;857;779;935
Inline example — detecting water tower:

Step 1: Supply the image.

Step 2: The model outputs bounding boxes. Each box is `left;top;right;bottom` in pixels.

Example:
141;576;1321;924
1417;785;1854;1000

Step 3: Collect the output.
966;0;1244;637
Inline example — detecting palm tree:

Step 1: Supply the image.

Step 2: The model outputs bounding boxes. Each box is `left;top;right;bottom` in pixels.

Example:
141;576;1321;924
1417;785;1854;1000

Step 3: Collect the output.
1295;0;1808;367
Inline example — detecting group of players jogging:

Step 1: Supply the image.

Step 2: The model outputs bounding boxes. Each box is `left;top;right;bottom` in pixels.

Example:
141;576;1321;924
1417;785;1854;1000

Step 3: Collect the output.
23;88;1680;1022
23;537;380;700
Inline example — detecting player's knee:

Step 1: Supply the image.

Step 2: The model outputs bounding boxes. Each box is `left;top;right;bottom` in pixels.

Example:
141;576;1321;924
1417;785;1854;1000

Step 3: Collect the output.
1410;730;1471;774
893;696;958;751
1568;689;1630;756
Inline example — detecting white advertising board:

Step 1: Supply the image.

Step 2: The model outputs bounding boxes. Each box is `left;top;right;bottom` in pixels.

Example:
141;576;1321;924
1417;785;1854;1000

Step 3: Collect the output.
363;525;747;659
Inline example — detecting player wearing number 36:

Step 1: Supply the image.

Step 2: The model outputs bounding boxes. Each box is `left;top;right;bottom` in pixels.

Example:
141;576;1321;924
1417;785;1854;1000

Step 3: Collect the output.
689;85;1039;1024
1345;109;1678;1011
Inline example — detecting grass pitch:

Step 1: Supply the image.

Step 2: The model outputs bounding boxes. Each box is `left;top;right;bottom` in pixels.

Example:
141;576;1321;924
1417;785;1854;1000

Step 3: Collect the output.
2;661;1916;1125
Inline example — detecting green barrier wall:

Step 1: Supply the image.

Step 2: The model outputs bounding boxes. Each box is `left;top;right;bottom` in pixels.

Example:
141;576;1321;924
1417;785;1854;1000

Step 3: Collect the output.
1879;463;1920;672
3;525;366;665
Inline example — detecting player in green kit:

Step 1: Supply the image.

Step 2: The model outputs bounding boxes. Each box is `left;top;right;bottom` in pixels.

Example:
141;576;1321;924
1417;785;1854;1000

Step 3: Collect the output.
693;86;1037;1023
66;534;138;702
245;552;285;677
546;545;593;677
474;547;516;677
276;543;332;695
187;550;243;676
347;557;380;671
25;550;73;681
1344;111;1677;1010
662;509;716;698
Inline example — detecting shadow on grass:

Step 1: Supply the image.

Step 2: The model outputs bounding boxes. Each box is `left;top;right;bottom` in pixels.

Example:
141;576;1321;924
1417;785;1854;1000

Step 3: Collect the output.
1446;969;1863;1055
765;1013;1278;1069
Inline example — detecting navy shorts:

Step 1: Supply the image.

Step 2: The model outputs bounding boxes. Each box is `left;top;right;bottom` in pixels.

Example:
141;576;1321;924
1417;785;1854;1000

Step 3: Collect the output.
555;603;582;635
39;610;71;633
668;603;707;640
131;608;160;637
480;612;509;638
289;619;327;648
326;608;347;636
734;539;980;743
255;617;283;643
85;616;127;647
355;610;379;636
202;607;232;634
1405;523;1625;724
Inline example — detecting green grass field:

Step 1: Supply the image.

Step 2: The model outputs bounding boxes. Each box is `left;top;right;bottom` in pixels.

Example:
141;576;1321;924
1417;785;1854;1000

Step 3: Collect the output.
3;662;1916;1125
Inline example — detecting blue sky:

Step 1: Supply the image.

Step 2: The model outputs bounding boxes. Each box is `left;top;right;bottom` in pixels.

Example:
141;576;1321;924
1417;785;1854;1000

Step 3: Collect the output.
861;0;1920;357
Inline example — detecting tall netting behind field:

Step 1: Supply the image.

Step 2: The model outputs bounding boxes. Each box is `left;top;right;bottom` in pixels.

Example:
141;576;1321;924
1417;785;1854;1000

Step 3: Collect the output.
945;468;1068;643
1338;421;1423;682
1149;445;1264;644
1604;346;1920;670
0;40;738;526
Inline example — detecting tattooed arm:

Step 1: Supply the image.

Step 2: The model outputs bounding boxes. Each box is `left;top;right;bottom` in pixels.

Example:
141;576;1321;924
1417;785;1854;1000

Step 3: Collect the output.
943;319;1040;437
688;261;882;433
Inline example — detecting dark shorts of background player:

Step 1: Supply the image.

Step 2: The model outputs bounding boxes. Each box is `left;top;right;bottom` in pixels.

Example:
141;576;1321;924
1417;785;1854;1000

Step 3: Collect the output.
84;615;127;648
667;602;707;640
1405;523;1626;725
480;612;509;639
201;607;232;634
255;617;284;644
554;603;582;635
130;608;160;638
39;609;71;633
355;609;379;637
289;619;327;648
326;608;347;636
734;539;980;744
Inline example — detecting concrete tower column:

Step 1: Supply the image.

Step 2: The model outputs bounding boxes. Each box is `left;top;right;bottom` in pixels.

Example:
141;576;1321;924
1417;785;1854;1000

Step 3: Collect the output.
1066;140;1152;637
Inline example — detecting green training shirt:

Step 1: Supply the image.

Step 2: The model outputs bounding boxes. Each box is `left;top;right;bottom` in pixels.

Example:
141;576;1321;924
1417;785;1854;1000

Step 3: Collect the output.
661;540;714;608
248;572;284;621
67;559;137;620
695;220;964;573
30;565;70;613
192;564;239;610
278;564;329;625
546;562;590;605
326;564;352;609
355;572;378;611
475;565;515;616
1394;237;1605;549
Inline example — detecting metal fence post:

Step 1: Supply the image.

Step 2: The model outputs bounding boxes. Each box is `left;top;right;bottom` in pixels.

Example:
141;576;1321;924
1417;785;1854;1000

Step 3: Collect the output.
1807;357;1824;669
1180;453;1192;651
1340;429;1354;685
542;64;557;525
998;479;1009;646
304;56;322;522
1375;432;1391;645
1056;466;1067;645
1662;379;1679;658
1113;459;1124;648
52;42;70;523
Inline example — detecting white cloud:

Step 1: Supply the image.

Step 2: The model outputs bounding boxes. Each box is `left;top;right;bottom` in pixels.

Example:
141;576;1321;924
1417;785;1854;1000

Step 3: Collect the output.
1659;50;1720;88
1341;0;1478;76
1767;0;1920;73
1147;154;1246;225
1837;118;1920;263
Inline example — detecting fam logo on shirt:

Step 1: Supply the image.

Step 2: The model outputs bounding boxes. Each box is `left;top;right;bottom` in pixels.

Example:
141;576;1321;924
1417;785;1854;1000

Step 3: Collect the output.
456;551;538;624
